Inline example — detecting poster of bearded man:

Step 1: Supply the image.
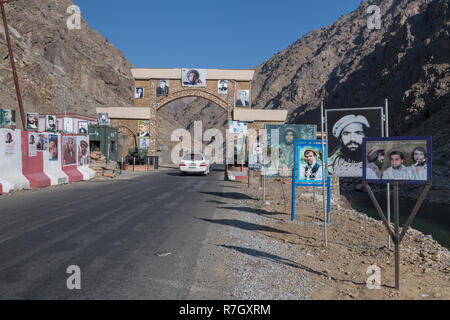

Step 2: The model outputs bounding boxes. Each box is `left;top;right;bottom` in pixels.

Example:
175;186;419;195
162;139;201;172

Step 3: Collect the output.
325;107;384;177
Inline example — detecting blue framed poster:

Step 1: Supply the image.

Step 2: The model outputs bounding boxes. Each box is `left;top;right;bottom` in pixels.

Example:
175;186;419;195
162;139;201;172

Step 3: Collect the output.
294;140;326;186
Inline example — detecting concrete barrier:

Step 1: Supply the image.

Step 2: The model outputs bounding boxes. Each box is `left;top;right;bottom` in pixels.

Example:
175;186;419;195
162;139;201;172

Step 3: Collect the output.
0;129;31;193
77;135;95;180
61;135;83;183
21;131;51;188
43;132;69;185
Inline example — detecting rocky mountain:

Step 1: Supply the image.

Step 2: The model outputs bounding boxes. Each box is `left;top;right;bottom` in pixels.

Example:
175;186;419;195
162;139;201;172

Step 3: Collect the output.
251;0;449;203
0;0;135;128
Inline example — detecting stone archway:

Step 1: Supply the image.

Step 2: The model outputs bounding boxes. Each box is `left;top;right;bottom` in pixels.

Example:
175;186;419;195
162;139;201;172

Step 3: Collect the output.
117;125;137;160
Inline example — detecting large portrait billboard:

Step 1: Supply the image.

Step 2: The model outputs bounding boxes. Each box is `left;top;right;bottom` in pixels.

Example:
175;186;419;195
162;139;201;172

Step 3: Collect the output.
182;68;206;87
78;136;90;166
326;107;384;177
295;140;326;185
363;136;432;184
264;124;316;177
62;136;77;166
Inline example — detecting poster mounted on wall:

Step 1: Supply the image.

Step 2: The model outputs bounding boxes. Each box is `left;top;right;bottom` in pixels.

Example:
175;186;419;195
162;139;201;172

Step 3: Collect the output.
139;138;149;150
37;133;48;152
229;121;247;134
28;132;37;157
45;115;57;132
137;120;150;138
62;136;77;166
236;90;250;107
218;80;228;94
49;135;59;161
4;129;15;155
63;118;74;133
264;124;316;178
135;87;144;99
363;136;432;184
98;113;110;126
325;107;384;177
78;121;88;134
78;136;90;166
182;68;206;87
1;109;16;129
156;80;169;96
26;113;39;130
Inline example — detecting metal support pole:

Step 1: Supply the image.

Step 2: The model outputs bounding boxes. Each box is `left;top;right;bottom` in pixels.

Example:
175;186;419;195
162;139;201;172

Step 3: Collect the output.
394;181;400;290
0;0;26;130
385;98;391;249
320;101;328;247
133;157;135;172
263;166;266;201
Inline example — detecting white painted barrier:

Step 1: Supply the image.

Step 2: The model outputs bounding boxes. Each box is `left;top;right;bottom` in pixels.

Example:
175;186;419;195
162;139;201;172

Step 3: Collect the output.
76;135;95;180
0;129;30;193
42;132;69;185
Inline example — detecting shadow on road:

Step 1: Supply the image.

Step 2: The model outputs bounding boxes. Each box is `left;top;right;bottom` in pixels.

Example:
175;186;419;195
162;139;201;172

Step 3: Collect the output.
199;218;290;234
199;191;252;200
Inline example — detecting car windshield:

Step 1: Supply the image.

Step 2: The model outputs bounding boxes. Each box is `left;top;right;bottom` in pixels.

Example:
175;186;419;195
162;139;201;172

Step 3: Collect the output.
183;153;203;161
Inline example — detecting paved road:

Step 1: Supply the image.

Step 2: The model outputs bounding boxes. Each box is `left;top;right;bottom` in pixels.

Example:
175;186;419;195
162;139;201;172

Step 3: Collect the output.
0;166;229;299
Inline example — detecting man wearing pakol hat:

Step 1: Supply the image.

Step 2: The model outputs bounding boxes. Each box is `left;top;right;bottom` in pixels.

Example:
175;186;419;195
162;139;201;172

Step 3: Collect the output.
366;145;385;179
328;114;370;176
382;147;411;180
278;127;297;177
407;146;427;180
299;148;323;181
78;139;89;166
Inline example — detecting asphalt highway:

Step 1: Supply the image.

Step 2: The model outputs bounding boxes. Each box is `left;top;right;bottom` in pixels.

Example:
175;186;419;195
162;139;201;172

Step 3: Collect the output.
0;166;229;299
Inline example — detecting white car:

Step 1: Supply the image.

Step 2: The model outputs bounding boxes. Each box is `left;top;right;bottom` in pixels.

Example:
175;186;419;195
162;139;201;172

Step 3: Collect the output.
179;152;211;175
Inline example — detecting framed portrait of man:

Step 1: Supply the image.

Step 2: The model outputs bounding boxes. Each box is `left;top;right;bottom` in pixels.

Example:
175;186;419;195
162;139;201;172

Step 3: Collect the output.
156;80;170;96
182;68;206;87
37;133;48;151
62;136;77;166
135;87;144;99
49;135;59;161
363;136;432;184
218;80;228;95
26;113;39;131
264;124;316;177
236;90;250;107
78;136;90;166
63;118;74;133
139;137;149;150
98;113;110;126
45;115;57;132
325;107;384;177
137;120;150;138
295;140;326;185
28;132;37;157
0;109;16;129
78;121;88;134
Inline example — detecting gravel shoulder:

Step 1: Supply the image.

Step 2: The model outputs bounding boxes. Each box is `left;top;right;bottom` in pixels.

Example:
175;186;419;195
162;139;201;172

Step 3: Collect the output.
192;176;449;300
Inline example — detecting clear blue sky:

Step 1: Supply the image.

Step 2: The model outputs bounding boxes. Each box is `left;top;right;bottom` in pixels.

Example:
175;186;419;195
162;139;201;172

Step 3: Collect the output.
73;0;362;69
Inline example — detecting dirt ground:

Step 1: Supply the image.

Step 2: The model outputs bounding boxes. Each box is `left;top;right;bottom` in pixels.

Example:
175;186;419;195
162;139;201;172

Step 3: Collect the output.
236;176;449;300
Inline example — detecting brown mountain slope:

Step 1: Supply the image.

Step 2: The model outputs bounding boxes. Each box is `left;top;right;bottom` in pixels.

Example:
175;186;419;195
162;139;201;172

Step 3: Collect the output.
0;0;135;127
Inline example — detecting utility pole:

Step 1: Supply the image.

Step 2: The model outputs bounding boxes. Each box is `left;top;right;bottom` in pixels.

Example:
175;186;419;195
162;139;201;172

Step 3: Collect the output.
0;0;26;130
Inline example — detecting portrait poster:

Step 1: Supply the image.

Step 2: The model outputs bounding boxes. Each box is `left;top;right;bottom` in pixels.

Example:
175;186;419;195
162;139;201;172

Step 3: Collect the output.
264;124;316;178
45;115;57;132
137;120;150;138
249;141;264;170
37;133;48;152
295;140;326;185
229;121;247;134
78;136;90;166
63;117;74;133
1;109;16;129
26;113;39;131
78;121;88;134
139;137;149;150
135;87;144;99
98;113;110;126
62;136;77;166
218;80;228;95
28;132;37;157
4;129;15;155
236;89;250;107
182;68;206;87
156;80;169;96
363;136;432;184
49;134;59;161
